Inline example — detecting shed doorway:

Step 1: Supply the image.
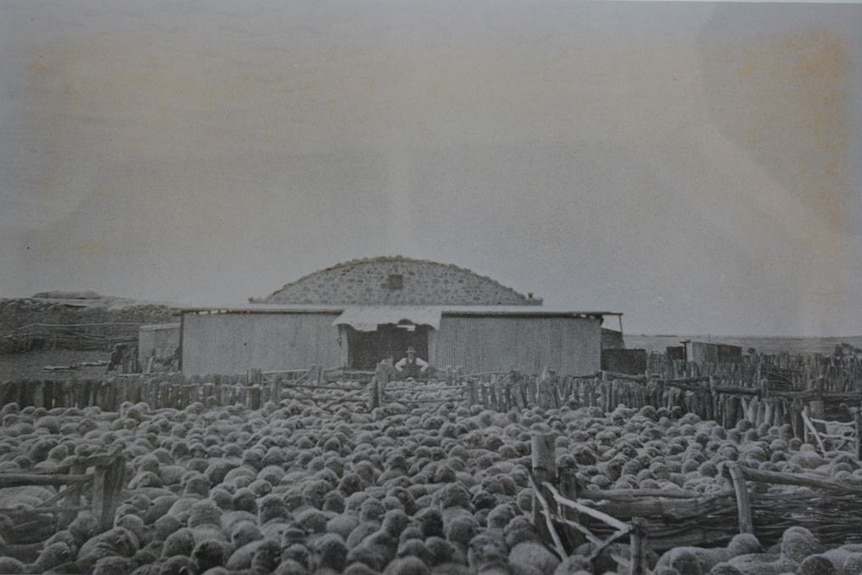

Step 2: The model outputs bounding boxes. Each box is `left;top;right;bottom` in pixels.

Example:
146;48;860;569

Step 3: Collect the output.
346;323;429;370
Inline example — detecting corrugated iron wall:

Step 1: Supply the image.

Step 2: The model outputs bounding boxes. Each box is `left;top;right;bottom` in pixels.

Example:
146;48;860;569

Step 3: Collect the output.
182;313;343;375
431;315;601;375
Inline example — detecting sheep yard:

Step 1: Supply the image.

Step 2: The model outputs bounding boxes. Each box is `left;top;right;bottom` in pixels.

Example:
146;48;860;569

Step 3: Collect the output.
0;353;862;574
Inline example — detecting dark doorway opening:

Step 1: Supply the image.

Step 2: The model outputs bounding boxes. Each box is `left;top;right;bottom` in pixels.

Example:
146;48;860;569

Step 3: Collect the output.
347;323;429;370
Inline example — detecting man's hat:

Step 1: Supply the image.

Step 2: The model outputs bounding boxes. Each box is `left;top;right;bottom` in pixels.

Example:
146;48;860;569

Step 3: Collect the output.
406;346;416;354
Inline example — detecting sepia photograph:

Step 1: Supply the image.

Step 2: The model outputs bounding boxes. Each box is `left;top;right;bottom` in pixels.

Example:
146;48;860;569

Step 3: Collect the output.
0;1;861;573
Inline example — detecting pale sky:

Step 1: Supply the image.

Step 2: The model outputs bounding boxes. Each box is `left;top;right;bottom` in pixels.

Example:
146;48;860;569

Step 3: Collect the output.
1;1;860;336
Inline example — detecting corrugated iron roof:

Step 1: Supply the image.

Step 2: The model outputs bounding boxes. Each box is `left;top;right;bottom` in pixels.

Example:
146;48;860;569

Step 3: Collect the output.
178;303;621;318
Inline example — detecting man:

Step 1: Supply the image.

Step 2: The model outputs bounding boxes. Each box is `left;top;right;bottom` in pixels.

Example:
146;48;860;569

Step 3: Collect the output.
395;346;429;379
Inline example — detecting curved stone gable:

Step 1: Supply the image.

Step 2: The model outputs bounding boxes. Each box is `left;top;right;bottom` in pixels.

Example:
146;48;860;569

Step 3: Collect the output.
254;256;542;306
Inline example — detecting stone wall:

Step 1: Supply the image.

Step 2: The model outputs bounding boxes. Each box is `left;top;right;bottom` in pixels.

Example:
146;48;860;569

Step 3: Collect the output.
254;256;542;306
0;299;176;335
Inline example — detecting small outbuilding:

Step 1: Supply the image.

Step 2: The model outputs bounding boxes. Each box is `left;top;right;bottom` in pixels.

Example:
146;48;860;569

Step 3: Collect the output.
179;257;622;376
138;323;180;372
683;341;744;364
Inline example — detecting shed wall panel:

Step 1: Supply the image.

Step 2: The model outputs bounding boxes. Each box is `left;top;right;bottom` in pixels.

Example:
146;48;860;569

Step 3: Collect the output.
431;316;601;375
182;313;342;375
685;341;744;364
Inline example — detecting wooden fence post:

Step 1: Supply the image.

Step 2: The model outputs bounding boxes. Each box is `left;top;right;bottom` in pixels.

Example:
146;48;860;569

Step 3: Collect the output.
513;375;526;411
60;461;86;528
792;398;804;440
467;379;478;407
249;369;262;386
490;374;500;411
601;371;611;413
531;432;557;544
249;385;261;411
33;381;45;409
368;376;379;409
379;365;389;407
856;405;862;462
760;378;775;428
537;369;547;409
247;369;262;410
809;376;826;422
727;463;753;535
558;456;583;550
273;375;283;405
707;376;717;422
92;452;125;532
629;517;648;575
370;362;389;409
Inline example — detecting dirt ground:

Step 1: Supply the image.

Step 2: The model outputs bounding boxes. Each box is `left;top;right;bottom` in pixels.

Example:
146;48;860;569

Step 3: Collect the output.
0;349;111;381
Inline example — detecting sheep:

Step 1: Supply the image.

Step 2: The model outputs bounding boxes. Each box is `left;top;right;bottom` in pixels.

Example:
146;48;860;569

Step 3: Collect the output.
156;554;196;575
654;533;763;574
6;388;862;575
508;541;560;575
92;556;137;575
725;552;799;574
781;526;824;564
313;533;349;572
0;557;26;574
797;555;839;575
74;526;140;573
467;531;508;572
384;555;431;575
190;537;231;573
161;528;196;559
28;541;75;573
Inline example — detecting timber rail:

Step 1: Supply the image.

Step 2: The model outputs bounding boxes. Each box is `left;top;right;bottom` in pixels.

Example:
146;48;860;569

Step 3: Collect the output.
0;446;125;537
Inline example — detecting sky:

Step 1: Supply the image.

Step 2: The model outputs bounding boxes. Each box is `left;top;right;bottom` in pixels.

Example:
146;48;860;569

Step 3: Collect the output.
0;1;860;337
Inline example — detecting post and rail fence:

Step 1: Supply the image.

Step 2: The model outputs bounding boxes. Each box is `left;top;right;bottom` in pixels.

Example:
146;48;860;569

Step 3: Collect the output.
0;446;125;541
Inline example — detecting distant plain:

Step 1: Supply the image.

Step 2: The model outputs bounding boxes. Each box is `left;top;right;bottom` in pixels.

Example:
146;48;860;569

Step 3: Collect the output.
625;334;862;356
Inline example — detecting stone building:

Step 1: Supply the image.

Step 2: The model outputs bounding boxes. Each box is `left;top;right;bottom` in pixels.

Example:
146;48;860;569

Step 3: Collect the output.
250;256;543;306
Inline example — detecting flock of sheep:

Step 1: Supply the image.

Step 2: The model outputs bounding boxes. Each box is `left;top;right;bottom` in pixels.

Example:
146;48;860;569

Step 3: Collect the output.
0;381;861;575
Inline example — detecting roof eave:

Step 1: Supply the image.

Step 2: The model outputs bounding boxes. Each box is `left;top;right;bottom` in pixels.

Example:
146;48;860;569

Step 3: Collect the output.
178;304;621;318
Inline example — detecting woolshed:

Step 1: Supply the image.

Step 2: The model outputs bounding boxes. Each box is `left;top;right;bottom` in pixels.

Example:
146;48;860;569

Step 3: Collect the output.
179;257;622;376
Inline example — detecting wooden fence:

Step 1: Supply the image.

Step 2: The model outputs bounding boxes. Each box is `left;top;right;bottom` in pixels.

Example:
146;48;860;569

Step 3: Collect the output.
460;368;862;443
529;432;862;574
648;353;862;393
0;363;463;413
0;446;125;544
1;355;859;437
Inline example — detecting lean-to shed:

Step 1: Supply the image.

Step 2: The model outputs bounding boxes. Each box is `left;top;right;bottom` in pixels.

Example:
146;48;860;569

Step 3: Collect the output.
138;322;180;367
179;257;621;376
